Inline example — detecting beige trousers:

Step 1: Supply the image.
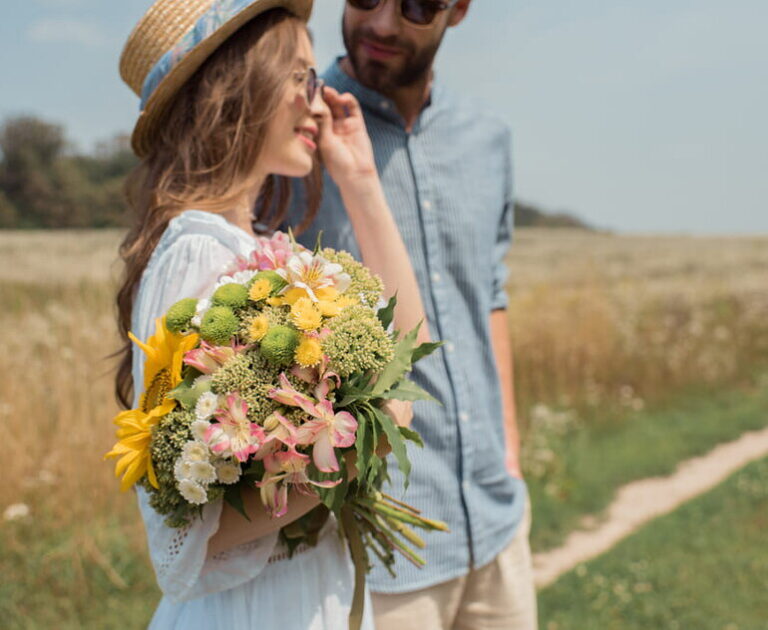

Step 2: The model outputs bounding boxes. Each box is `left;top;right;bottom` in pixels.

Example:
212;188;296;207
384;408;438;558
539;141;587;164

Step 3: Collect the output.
371;496;538;630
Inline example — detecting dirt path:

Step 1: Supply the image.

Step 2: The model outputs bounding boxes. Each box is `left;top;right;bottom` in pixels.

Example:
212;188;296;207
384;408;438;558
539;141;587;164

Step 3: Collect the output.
532;424;768;588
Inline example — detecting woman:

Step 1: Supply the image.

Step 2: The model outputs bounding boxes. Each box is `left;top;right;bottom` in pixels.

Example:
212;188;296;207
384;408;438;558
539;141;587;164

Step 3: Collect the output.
113;0;428;628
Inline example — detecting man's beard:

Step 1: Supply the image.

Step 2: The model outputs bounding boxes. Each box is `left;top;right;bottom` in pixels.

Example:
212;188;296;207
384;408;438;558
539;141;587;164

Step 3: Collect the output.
342;23;444;95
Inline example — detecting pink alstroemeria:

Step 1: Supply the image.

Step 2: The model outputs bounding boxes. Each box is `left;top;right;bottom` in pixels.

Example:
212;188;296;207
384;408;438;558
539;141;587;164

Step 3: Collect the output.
204;394;265;462
256;447;340;518
184;340;247;375
254;232;295;270
290;352;340;400
251;412;301;461
268;373;357;473
277;251;351;302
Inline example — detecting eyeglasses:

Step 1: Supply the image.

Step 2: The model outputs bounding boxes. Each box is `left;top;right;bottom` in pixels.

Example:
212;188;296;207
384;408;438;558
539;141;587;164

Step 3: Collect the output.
293;66;324;104
347;0;460;28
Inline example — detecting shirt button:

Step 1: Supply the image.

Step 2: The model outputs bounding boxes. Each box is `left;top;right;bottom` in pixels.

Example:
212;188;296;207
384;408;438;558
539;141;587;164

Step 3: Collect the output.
459;411;469;423
462;480;470;491
445;342;455;353
380;100;390;109
422;200;432;211
431;272;441;283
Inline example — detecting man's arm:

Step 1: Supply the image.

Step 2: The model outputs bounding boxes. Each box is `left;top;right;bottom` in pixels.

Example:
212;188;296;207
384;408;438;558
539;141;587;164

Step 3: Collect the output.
490;308;523;479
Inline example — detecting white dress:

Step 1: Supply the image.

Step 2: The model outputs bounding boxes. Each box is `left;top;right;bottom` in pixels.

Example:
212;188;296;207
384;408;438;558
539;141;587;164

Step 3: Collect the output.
130;210;373;630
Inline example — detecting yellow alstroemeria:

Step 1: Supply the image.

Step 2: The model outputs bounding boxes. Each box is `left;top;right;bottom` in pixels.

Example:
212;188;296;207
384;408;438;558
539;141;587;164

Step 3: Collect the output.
104;316;199;491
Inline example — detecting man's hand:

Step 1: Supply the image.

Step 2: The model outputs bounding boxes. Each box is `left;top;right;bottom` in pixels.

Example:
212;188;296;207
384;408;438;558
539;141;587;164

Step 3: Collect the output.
505;449;524;480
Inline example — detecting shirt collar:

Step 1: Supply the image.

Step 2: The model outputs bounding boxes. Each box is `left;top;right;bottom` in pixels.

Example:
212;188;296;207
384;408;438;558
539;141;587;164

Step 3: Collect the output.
323;57;447;132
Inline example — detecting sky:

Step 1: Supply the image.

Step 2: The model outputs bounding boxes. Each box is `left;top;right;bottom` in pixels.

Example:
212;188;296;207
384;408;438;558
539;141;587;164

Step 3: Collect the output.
1;0;766;234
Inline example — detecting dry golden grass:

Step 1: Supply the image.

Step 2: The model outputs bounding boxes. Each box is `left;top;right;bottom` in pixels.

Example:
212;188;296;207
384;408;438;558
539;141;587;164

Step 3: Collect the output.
0;229;150;585
506;229;768;419
1;227;767;571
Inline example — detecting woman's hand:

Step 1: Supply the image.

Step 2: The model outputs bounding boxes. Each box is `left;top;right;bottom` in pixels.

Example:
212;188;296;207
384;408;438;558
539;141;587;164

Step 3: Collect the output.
317;87;378;190
382;399;414;430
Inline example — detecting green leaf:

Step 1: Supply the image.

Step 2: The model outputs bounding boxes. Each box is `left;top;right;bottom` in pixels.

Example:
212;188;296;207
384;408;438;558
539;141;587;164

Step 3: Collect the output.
313;230;324;255
167;370;210;410
366;418;383;488
223;484;251;522
309;465;348;515
377;378;440;403
371;324;421;397
372;405;411;487
355;406;371;485
411;340;443;364
376;294;397;330
399;426;424;448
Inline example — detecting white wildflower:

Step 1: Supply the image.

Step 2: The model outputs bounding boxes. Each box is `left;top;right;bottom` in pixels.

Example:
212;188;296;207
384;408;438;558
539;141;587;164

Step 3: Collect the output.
189;461;217;484
3;503;30;522
195;392;219;422
214;271;256;290
178;479;208;505
182;440;209;463
214;460;241;485
191;419;211;443
191;297;211;328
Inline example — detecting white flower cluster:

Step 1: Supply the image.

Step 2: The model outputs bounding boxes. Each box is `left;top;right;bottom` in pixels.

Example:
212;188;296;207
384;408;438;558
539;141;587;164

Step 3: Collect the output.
175;391;243;505
190;297;211;329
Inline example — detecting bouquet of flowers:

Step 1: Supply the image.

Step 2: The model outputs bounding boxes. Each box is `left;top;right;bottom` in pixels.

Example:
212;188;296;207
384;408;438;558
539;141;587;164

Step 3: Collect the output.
105;231;446;627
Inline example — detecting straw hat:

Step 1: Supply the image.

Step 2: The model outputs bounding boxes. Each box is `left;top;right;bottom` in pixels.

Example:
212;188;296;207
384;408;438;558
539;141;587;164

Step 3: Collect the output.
120;0;314;157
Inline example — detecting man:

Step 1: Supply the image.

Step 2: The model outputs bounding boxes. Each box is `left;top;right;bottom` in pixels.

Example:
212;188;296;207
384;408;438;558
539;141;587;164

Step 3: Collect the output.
295;1;537;627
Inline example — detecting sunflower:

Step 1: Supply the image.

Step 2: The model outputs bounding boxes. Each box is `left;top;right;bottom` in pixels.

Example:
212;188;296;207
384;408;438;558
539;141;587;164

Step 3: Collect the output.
104;316;199;491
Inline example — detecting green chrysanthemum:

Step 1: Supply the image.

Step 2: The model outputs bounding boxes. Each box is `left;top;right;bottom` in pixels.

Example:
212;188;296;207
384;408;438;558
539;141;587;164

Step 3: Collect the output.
211;283;249;309
200;306;240;345
260;325;300;367
165;298;198;333
322;248;384;307
322;305;395;377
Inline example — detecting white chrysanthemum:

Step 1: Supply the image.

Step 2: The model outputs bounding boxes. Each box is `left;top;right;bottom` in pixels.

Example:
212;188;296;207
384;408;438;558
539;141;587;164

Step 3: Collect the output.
182;440;209;463
189;460;217;484
3;503;30;522
214;271;256;291
214;460;241;485
174;458;194;482
191;297;211;328
178;479;208;505
191;419;211;442
195;391;219;421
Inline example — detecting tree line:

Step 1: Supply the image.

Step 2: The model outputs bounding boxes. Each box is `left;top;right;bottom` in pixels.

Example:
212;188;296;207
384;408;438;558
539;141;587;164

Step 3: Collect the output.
0;115;590;230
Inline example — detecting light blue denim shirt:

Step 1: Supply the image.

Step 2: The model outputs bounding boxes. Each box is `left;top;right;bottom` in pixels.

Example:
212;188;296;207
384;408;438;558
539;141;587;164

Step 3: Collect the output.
289;59;527;593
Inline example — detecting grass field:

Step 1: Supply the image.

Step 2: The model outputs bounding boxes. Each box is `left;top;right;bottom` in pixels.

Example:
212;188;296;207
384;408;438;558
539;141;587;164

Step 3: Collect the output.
1;227;766;628
538;456;768;630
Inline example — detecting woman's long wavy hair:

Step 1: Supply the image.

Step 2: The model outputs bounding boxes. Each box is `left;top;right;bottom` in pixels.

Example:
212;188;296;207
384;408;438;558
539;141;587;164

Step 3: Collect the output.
114;9;321;409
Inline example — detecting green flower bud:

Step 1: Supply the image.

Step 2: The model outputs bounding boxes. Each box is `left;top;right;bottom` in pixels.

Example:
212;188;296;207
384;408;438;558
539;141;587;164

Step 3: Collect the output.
165;298;198;333
248;270;288;295
211;283;249;309
259;325;300;367
200;306;239;345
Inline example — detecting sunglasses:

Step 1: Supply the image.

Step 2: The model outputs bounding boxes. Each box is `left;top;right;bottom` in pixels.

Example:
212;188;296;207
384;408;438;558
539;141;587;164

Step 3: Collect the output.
347;0;460;28
293;66;325;104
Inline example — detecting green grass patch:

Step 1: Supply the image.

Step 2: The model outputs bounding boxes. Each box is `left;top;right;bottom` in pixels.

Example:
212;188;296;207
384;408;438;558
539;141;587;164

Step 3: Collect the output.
528;382;768;551
538;456;768;629
0;513;159;630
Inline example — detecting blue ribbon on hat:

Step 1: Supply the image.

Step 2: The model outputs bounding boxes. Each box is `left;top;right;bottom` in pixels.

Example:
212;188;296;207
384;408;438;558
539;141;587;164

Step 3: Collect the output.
140;0;256;110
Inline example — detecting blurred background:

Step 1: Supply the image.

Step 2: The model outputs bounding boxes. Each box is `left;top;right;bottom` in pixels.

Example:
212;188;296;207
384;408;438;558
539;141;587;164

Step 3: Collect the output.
1;1;766;628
